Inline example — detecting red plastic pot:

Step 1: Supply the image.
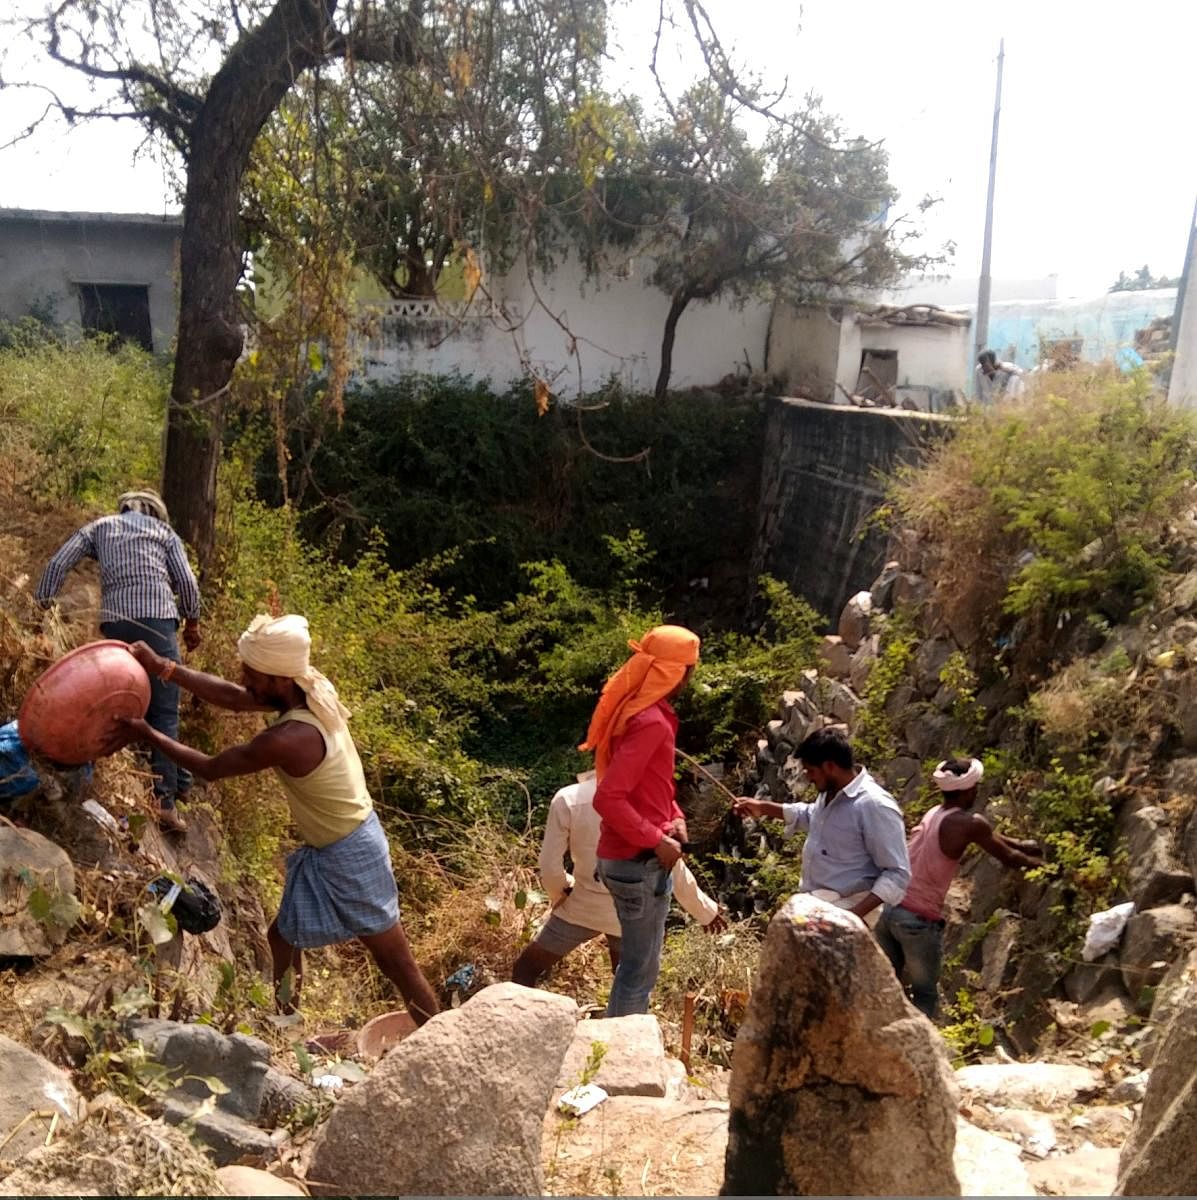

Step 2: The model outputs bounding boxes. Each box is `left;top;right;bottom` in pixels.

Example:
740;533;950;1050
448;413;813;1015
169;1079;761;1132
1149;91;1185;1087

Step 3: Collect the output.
18;640;151;765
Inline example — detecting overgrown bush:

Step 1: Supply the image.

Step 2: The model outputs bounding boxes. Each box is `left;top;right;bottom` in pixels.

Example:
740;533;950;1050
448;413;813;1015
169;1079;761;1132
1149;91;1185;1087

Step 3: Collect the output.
0;330;167;501
890;368;1197;656
248;374;766;614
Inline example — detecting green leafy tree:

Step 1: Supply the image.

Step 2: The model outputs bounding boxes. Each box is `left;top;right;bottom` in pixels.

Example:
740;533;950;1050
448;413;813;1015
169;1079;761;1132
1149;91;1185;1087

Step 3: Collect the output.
596;83;932;399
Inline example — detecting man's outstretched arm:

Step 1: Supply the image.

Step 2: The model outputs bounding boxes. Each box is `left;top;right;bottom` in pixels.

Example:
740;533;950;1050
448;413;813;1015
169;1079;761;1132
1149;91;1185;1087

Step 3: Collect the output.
119;718;317;782
126;641;270;713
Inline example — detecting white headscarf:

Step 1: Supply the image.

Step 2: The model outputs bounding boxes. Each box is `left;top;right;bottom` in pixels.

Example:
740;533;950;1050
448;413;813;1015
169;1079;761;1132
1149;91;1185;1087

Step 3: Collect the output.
933;758;984;792
237;614;351;733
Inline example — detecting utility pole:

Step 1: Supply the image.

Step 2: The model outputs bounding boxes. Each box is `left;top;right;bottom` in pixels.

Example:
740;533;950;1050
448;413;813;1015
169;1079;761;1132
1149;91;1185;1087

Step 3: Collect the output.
974;39;1005;375
1171;194;1197;353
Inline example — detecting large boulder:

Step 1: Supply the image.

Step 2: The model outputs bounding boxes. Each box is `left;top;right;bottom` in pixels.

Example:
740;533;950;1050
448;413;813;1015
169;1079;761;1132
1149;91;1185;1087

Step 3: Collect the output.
0;1035;83;1160
1117;977;1197;1194
1119;904;1197;1002
555;1014;667;1098
0;827;77;956
128;1018;270;1120
309;982;577;1195
723;895;960;1196
1120;806;1193;910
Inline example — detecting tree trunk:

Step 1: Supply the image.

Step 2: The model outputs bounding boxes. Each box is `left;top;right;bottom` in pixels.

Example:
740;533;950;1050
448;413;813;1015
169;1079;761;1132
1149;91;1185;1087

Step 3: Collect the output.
163;0;340;568
654;292;691;401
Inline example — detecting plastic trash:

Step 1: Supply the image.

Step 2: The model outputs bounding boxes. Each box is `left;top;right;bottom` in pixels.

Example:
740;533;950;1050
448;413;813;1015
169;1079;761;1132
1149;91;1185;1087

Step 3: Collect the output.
312;1074;344;1092
444;962;476;992
558;1084;608;1117
147;875;222;935
1081;901;1134;961
82;799;121;834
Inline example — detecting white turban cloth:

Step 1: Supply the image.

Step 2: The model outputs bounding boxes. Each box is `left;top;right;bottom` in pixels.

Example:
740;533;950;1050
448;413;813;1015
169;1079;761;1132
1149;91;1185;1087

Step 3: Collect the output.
933;758;984;792
237;614;351;733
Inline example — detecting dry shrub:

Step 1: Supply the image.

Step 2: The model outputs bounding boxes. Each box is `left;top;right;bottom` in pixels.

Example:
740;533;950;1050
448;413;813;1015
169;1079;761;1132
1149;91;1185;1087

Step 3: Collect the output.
1028;652;1148;751
0;1094;224;1197
655;919;762;1065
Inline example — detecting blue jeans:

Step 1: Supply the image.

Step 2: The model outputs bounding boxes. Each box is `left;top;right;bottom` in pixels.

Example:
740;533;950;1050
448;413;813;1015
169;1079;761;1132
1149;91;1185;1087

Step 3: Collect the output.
875;903;945;1019
597;856;672;1017
100;617;191;806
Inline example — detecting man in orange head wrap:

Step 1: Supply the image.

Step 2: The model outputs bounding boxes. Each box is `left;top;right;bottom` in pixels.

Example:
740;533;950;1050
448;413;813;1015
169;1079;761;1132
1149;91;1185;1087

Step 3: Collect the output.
579;624;700;1016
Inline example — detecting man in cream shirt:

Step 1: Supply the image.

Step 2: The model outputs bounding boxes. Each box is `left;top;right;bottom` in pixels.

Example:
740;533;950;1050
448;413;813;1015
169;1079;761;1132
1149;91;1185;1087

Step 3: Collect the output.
513;772;725;988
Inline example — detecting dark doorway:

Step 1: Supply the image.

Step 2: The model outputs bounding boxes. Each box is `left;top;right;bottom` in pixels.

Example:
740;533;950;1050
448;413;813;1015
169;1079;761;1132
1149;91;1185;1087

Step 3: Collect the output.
855;349;898;405
77;283;154;352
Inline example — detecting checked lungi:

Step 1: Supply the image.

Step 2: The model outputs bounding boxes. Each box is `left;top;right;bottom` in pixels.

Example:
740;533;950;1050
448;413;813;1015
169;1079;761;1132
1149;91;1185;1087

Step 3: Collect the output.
276;810;400;948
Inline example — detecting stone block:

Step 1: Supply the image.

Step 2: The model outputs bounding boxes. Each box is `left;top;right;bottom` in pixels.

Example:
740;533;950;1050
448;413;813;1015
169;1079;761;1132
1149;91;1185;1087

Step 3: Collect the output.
555;1014;667;1097
837;591;873;651
870;561;901;612
954;1062;1104;1109
129;1018;270;1120
0;828;76;957
818;635;853;680
1120;806;1193;910
163;1096;288;1167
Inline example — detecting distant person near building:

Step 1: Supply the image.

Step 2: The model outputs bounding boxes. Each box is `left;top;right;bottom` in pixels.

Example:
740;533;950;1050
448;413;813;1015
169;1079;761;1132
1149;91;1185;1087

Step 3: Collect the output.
512;771;724;989
35;489;201;832
975;350;1026;401
874;757;1042;1019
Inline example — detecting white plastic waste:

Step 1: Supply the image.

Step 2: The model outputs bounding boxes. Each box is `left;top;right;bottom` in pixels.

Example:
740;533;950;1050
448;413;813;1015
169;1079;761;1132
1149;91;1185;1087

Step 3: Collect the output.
312;1074;345;1092
1081;901;1135;962
81;799;121;834
557;1083;608;1117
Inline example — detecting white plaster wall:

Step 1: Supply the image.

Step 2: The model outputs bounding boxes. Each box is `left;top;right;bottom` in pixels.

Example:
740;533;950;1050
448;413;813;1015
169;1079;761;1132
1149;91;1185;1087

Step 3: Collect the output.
1169;237;1197;408
0;215;180;353
844;321;971;391
765;303;844;401
356;255;773;394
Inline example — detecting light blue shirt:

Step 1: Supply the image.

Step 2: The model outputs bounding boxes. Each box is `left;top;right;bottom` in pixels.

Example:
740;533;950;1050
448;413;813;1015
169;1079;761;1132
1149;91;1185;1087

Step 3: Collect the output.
782;768;911;906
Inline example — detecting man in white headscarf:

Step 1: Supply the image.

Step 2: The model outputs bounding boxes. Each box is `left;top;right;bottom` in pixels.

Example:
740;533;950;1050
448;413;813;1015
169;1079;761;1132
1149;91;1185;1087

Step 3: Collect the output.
874;756;1042;1019
119;614;440;1025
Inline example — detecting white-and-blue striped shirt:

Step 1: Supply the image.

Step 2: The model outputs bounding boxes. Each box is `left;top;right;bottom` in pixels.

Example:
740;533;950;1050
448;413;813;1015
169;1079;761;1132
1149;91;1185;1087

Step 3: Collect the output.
36;511;201;622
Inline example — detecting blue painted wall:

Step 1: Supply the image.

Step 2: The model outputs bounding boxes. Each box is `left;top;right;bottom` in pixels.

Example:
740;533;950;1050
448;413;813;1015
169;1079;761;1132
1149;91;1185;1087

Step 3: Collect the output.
957;287;1177;380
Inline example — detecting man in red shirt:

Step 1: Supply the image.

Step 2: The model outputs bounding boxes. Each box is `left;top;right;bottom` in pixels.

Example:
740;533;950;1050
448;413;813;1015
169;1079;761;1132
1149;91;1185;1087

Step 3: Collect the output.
580;624;701;1016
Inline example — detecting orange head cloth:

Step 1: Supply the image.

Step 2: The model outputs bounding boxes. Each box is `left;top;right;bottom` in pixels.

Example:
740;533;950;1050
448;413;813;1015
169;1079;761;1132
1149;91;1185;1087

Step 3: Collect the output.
579;625;701;780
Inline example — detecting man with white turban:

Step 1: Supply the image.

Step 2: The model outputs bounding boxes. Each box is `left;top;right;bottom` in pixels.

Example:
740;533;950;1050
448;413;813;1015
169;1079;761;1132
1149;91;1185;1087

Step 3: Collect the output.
874;756;1042;1019
119;614;440;1024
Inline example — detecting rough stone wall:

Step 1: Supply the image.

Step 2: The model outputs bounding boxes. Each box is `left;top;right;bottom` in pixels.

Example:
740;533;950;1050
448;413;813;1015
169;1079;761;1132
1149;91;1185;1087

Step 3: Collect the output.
750;397;951;623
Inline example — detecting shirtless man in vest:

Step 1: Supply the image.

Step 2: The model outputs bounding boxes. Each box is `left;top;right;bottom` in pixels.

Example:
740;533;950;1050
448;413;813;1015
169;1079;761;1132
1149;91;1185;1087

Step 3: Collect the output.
118;614;440;1025
875;756;1042;1019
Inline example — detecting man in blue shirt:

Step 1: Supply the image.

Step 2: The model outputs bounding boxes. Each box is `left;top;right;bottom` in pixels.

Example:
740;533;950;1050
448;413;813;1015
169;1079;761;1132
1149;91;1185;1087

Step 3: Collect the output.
733;727;910;924
35;489;201;831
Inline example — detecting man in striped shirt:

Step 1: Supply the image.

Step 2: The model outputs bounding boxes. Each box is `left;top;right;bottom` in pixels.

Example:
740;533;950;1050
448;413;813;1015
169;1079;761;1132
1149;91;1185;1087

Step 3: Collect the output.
36;489;201;832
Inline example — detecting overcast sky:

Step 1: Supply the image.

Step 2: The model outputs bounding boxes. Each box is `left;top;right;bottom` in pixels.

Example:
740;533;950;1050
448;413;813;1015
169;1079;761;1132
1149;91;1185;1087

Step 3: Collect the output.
2;0;1193;298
